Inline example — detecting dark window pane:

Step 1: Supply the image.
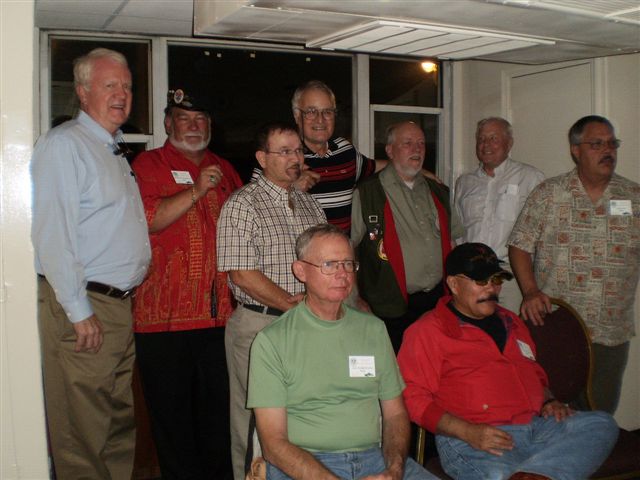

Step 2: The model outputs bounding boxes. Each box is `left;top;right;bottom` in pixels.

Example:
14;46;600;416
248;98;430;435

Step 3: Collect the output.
168;45;352;181
374;112;439;173
50;37;151;134
370;57;440;107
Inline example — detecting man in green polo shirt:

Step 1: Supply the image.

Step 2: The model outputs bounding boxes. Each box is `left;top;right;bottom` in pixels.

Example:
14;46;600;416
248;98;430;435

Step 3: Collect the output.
351;121;463;352
247;223;435;480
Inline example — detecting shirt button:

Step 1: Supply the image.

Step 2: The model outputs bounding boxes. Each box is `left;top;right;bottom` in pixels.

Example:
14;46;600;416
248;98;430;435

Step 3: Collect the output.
483;404;489;410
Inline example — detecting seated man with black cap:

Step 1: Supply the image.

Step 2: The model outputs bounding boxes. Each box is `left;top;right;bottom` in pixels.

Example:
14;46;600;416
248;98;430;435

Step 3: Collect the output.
398;242;618;480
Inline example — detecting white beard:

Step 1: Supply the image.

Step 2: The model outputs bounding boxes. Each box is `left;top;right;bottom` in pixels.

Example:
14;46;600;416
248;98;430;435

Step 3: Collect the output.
169;134;210;152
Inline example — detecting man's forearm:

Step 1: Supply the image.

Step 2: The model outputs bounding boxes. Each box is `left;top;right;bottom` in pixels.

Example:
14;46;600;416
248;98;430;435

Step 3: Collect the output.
229;270;300;311
435;411;472;440
149;187;202;233
508;246;539;295
381;410;410;480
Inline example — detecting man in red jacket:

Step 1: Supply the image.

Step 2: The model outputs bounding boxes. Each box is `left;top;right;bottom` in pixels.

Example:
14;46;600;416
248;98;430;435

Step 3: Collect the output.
132;89;243;479
398;243;617;480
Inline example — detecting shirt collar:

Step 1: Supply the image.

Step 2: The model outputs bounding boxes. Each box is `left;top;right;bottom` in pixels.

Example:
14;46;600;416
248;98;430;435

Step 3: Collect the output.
478;157;511;178
255;170;292;201
303;137;338;157
385;163;427;187
77;110;123;146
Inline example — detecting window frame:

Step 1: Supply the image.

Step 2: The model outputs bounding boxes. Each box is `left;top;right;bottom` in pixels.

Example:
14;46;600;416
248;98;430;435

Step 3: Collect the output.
39;30;452;175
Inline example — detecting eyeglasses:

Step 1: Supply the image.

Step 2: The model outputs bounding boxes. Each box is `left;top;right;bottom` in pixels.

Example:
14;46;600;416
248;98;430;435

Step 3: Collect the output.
577;139;621;151
264;148;305;157
457;273;506;286
300;260;359;275
296;108;337;120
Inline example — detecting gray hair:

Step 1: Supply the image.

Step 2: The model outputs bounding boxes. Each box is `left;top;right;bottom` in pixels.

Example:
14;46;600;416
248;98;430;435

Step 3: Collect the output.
476;117;513;140
291;80;336;115
568;115;615;145
295;223;350;260
385;121;419;146
73;48;128;90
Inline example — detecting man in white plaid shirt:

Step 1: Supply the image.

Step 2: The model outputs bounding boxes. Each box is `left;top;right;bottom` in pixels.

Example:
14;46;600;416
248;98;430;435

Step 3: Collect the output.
217;122;326;480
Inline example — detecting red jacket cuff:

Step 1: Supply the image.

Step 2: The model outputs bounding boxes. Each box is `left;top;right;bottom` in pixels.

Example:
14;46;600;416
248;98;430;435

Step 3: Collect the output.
423;402;446;433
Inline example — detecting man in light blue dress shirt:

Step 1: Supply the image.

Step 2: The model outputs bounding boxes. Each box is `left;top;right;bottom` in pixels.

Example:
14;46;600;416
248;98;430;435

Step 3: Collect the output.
31;48;150;479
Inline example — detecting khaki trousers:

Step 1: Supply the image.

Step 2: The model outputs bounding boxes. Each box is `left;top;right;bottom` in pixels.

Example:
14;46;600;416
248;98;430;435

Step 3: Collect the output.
38;277;136;480
225;306;275;480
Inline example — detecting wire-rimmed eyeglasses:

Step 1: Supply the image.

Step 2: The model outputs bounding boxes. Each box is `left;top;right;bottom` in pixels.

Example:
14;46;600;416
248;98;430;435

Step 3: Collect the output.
300;259;359;275
296;107;337;120
577;139;621;151
264;148;305;157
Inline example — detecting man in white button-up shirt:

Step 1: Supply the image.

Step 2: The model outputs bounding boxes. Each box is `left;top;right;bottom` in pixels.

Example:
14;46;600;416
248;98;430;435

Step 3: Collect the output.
455;117;544;312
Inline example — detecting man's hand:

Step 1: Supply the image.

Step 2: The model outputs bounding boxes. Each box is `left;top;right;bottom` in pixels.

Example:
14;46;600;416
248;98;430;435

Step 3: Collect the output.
194;165;224;197
293;164;321;192
541;400;573;422
520;289;552;325
463;423;514;456
73;314;103;353
286;293;305;308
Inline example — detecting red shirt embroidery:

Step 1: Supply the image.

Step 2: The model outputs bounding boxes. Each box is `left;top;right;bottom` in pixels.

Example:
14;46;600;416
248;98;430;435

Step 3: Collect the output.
132;141;243;332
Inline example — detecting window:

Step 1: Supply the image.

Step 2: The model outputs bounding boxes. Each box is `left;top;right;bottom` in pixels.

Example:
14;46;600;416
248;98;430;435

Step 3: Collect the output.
369;57;443;173
49;37;151;136
370;57;440;107
168;45;352;180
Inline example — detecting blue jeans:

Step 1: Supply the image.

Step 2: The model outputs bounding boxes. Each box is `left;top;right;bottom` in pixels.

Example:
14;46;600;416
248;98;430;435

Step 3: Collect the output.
436;411;618;480
267;447;438;479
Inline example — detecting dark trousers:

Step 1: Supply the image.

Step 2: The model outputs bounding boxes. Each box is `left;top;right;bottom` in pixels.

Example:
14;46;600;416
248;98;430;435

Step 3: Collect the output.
381;282;444;353
135;327;232;480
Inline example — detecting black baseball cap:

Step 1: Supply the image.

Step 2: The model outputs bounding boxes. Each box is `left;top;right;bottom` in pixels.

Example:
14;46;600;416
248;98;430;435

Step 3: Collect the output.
164;88;209;115
445;243;513;281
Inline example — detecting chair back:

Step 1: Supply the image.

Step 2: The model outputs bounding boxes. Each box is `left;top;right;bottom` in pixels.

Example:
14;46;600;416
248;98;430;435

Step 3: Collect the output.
526;297;594;407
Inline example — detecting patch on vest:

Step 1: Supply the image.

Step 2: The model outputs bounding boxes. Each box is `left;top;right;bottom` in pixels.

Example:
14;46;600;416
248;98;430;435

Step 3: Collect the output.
377;239;388;261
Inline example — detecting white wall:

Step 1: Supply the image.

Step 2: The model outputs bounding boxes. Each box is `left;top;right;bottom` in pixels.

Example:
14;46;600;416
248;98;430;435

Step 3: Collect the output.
451;53;640;430
0;1;50;479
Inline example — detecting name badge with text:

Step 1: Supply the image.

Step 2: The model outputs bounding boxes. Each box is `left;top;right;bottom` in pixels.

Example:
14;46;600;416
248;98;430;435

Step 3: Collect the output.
609;199;632;216
517;340;535;361
349;356;376;377
172;170;194;185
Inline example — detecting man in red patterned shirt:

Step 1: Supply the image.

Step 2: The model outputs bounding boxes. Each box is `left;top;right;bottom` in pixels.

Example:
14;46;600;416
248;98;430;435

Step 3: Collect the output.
132;89;242;479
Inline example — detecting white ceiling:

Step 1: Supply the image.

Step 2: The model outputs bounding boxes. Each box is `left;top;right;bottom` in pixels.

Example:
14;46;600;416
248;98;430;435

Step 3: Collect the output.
35;0;640;64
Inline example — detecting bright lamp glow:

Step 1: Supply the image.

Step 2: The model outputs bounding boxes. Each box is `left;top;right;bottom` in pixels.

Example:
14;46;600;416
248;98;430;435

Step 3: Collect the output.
421;61;437;73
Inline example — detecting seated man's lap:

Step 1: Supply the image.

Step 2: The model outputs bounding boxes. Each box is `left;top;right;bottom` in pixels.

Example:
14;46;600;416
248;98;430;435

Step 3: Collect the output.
436;411;618;480
267;447;436;480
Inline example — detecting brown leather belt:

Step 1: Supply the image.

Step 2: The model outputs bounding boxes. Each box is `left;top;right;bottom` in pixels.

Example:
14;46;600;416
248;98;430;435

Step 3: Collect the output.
86;281;134;300
38;275;134;300
242;303;283;317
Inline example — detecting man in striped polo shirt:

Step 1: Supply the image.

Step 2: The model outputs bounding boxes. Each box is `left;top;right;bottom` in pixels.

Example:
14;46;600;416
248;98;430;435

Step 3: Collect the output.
291;80;383;232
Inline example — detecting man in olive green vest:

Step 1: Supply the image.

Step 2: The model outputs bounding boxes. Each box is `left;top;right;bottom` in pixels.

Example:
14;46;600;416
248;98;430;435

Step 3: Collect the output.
352;121;463;352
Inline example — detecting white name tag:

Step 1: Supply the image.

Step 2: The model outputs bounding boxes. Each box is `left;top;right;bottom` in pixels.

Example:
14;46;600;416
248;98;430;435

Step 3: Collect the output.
517;340;535;361
349;355;376;377
172;170;194;185
609;199;632;216
506;183;519;195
